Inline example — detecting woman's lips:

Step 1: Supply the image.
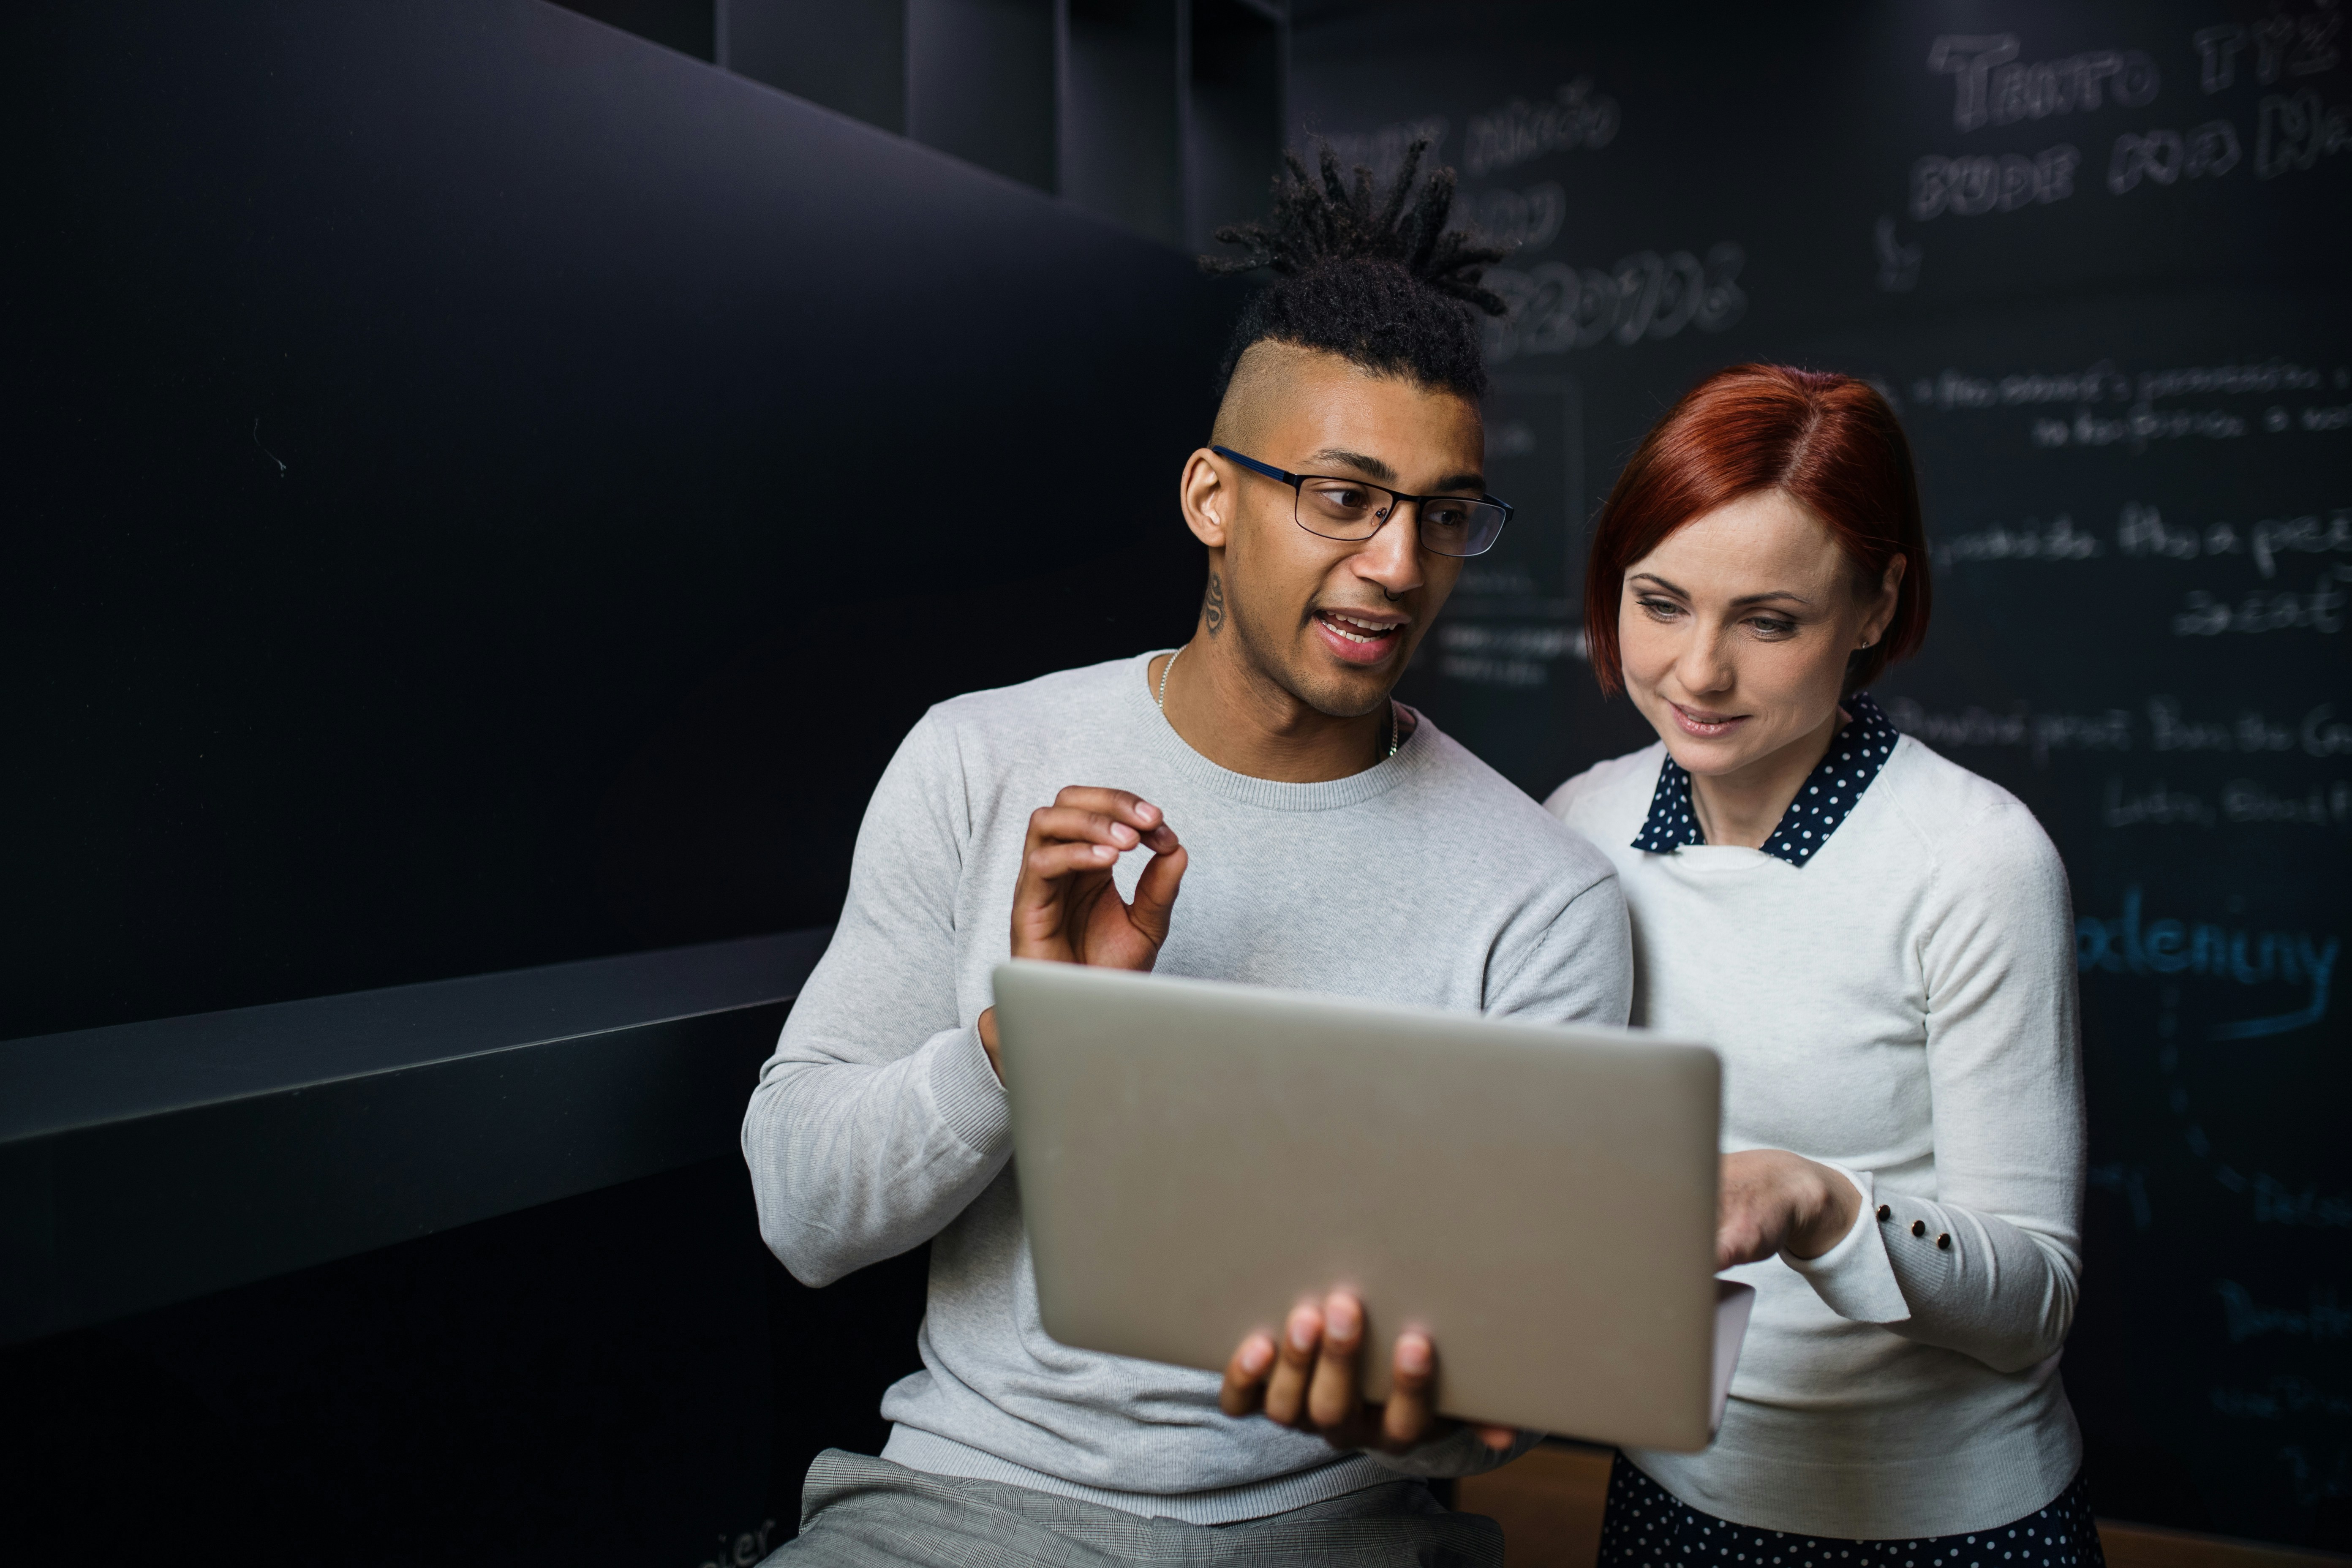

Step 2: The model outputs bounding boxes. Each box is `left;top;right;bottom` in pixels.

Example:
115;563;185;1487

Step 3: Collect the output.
1313;609;1404;666
1668;701;1747;738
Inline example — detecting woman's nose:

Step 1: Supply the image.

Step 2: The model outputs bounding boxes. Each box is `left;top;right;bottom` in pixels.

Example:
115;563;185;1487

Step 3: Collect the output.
1677;631;1736;695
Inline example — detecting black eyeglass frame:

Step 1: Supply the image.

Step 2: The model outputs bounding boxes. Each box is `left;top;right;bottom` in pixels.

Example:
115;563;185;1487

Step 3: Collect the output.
1209;445;1514;559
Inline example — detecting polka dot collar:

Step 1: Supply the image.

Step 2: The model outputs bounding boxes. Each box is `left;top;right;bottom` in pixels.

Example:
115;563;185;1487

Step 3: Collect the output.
1631;691;1900;867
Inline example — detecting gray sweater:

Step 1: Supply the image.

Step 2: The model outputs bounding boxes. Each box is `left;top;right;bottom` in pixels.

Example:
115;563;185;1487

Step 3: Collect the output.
742;652;1633;1523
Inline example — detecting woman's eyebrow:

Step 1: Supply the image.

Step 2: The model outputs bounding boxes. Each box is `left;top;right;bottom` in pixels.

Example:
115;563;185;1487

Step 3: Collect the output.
1630;572;1813;607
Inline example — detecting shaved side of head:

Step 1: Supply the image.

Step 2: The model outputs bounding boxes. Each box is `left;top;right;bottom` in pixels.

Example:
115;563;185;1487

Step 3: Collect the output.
1212;340;1474;454
1209;340;1316;450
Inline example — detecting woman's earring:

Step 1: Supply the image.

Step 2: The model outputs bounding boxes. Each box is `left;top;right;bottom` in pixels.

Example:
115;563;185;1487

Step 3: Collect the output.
1857;636;1874;649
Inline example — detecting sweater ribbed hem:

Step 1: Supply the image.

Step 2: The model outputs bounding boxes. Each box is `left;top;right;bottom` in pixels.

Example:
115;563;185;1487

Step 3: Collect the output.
925;1024;1010;1155
1627;1380;2082;1539
1130;650;1433;813
880;1424;1396;1524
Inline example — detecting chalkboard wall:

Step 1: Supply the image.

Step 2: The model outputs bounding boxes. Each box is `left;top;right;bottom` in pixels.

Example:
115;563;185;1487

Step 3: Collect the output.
1292;0;2349;1546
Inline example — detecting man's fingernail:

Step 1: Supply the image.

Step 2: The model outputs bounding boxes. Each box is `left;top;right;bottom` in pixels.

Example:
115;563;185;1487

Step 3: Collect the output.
1241;1337;1273;1375
1136;801;1160;824
1396;1335;1432;1375
1288;1310;1318;1352
1325;1296;1359;1338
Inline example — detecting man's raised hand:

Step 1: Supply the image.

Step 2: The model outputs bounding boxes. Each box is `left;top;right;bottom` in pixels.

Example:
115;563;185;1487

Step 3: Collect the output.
976;787;1187;1079
1011;787;1186;968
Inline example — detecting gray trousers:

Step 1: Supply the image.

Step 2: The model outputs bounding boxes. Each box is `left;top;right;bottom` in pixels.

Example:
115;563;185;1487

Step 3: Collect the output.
763;1449;1504;1567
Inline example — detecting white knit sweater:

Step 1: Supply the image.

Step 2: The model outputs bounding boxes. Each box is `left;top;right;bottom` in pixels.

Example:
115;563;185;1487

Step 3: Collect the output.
1547;732;2086;1539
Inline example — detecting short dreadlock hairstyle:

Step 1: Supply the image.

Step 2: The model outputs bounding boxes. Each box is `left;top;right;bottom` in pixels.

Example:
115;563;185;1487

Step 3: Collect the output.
1202;139;1509;404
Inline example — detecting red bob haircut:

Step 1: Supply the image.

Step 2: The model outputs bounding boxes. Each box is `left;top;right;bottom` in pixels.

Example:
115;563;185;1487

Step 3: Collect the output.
1582;363;1933;697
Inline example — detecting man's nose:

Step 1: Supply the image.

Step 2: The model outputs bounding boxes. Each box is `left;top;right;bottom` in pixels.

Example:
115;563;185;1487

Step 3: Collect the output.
1353;503;1427;594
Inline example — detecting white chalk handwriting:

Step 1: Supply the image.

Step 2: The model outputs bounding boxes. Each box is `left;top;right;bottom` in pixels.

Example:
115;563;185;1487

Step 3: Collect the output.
2148;697;2352;758
2225;776;2352;827
2106;776;2217;828
2118;501;2352;578
2196;12;2344;95
1463;79;1618;177
2108;120;2243;191
2032;407;2248;448
1457;182;1565;252
1911;145;2080;218
697;1520;779;1568
1456;564;1544;597
1874;217;1922;291
2171;567;2349;635
1435;621;1585;688
2137;361;2334;400
1482;245;1744;362
2303;705;2352;755
1933;514;2104;566
2256;88;2352;177
2105;767;2352;833
1883;696;2130;765
1891;697;2352;764
1910;359;2335;412
1927;35;2160;133
1315;116;1449;185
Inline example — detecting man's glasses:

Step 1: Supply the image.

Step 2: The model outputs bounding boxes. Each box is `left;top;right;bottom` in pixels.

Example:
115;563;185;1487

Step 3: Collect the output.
1211;446;1513;559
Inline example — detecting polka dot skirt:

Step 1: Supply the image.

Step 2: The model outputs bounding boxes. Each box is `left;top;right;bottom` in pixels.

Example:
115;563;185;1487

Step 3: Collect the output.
1595;1456;2105;1568
1632;692;1901;868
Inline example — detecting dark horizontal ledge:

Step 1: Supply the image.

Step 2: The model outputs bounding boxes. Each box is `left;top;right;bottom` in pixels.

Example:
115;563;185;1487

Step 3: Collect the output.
0;929;831;1345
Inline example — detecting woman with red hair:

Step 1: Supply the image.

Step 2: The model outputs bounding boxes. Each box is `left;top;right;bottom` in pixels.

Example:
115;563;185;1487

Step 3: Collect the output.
1548;365;2098;1564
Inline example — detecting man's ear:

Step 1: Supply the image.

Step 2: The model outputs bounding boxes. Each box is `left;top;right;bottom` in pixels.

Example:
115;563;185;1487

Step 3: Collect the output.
1179;448;1232;548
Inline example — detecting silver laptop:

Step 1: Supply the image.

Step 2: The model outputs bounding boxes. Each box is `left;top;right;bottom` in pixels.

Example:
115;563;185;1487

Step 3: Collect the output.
992;959;1752;1452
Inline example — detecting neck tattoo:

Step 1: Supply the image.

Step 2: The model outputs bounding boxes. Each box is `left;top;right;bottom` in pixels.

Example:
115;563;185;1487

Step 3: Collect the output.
1156;646;1400;762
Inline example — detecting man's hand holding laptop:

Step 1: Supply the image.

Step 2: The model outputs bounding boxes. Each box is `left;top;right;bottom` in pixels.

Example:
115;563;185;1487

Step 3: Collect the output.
1219;1291;1519;1456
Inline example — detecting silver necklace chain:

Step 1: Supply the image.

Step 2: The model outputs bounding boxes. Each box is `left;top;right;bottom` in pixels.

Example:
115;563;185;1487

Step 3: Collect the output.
1156;645;1399;760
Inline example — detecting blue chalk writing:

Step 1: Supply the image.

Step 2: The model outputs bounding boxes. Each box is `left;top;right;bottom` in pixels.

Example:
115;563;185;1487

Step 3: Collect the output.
2075;887;2337;1037
2252;1172;2352;1228
2088;1162;2154;1230
2211;1377;2352;1420
2217;1280;2352;1342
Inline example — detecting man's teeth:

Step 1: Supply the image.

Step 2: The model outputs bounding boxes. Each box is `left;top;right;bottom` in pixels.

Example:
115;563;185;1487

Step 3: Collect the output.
1323;612;1397;644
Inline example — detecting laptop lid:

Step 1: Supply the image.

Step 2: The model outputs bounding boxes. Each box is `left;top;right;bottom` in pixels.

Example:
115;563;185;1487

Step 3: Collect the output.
994;959;1744;1451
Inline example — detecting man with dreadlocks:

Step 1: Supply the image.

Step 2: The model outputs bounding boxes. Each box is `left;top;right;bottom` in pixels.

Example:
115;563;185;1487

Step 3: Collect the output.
743;144;1631;1565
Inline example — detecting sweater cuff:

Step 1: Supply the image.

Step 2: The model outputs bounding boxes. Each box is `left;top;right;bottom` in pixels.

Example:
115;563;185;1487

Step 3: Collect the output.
1782;1163;1911;1326
925;1023;1012;1155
